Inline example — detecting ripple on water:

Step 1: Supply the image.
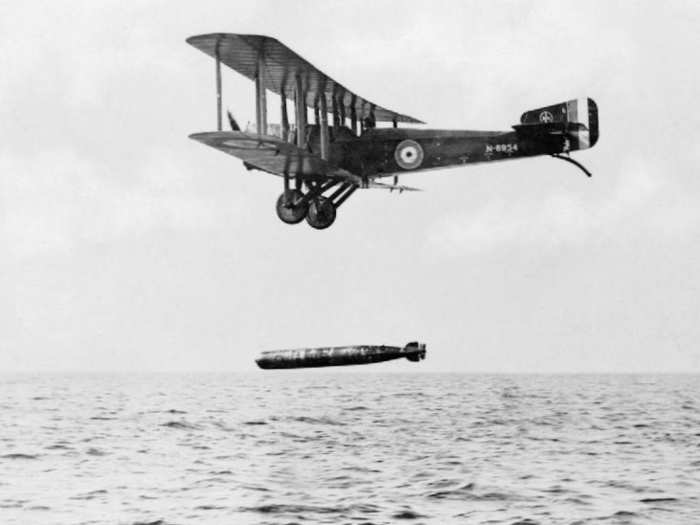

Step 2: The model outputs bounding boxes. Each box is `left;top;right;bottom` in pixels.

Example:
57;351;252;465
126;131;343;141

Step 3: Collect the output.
392;509;428;519
70;489;108;501
160;420;199;430
290;415;345;426
194;504;228;510
45;443;71;450
1;453;39;460
239;503;341;515
427;483;515;502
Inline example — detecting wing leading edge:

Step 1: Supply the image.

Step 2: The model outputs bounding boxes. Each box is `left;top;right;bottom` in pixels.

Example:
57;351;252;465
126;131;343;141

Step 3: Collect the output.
186;33;424;125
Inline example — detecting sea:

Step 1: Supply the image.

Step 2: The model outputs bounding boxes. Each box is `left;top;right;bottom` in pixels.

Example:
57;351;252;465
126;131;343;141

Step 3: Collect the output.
1;373;699;525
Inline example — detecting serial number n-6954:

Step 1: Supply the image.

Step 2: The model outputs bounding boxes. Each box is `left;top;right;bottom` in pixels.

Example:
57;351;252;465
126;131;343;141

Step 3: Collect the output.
485;143;518;154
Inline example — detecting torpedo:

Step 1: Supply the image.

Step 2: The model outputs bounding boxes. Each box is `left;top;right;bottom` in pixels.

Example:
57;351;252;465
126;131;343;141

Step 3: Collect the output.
255;341;426;370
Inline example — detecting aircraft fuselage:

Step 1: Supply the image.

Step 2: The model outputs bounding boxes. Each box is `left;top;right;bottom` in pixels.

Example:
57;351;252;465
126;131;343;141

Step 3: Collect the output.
306;126;579;181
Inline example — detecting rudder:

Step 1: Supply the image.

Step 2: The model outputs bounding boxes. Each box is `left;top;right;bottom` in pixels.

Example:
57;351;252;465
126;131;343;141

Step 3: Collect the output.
520;98;599;150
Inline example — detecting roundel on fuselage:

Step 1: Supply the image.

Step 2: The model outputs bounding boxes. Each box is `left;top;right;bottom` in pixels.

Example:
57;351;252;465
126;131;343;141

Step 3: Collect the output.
394;139;424;170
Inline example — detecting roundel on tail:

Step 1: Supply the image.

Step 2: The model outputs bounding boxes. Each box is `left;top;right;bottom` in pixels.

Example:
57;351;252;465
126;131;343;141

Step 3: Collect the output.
394;140;424;170
539;110;554;123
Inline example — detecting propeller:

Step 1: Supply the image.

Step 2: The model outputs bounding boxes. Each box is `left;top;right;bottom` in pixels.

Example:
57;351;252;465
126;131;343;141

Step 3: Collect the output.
227;110;241;131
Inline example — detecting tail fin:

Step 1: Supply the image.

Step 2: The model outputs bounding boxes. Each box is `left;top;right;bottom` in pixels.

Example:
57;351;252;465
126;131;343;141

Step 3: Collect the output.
519;98;599;151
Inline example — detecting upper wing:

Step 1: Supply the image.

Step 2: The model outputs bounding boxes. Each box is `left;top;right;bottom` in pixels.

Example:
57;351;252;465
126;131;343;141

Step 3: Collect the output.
189;131;362;183
186;33;424;125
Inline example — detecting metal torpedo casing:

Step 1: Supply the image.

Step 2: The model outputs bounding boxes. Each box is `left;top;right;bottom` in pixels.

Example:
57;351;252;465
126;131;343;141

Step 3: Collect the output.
255;342;427;369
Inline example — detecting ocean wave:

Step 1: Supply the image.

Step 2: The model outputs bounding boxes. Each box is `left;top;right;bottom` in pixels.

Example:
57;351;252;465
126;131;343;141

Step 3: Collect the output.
160;420;200;430
392;509;428;519
70;489;108;501
1;453;39;460
288;415;346;426
239;502;382;516
238;503;342;514
427;483;515;501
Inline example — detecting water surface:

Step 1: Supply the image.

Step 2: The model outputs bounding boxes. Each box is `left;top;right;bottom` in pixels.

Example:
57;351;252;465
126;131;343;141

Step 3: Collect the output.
1;373;699;524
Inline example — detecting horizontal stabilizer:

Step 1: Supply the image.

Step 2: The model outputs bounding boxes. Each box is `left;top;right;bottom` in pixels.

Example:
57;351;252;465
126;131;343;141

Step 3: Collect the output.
513;121;587;136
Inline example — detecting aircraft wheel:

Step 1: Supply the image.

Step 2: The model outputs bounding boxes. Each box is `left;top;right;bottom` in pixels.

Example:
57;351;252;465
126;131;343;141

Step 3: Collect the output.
276;190;308;224
306;196;336;230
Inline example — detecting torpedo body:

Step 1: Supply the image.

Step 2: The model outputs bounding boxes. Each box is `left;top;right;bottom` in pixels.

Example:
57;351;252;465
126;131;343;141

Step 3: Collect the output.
255;341;426;370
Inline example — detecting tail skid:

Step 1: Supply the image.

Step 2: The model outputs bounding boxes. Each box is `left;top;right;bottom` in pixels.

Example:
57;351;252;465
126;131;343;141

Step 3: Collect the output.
552;153;592;178
517;97;599;178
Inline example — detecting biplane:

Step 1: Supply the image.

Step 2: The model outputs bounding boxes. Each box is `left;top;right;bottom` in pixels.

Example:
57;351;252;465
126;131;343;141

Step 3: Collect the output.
187;34;599;229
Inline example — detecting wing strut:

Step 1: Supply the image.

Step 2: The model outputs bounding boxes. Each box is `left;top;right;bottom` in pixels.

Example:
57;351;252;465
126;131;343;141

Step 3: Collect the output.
255;51;267;136
350;96;358;135
552;154;592;178
319;89;330;160
294;75;306;148
215;42;222;131
281;91;289;141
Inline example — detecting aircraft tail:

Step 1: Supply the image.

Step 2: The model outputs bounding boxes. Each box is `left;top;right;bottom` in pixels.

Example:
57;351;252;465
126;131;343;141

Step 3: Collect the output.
518;98;599;151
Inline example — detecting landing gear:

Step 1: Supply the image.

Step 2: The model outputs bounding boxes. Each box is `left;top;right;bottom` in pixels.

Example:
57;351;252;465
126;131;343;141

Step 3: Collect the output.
275;189;308;224
275;179;358;229
306;196;336;230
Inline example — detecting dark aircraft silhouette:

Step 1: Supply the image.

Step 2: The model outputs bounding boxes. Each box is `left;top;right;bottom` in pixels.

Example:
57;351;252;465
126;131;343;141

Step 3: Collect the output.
187;34;599;229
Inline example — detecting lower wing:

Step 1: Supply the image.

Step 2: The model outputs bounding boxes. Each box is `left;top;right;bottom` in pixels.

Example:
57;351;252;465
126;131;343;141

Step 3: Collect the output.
189;131;360;183
190;131;422;191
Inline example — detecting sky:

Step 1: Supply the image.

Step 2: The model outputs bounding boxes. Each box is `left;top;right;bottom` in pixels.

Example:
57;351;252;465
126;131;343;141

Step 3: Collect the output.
1;1;699;373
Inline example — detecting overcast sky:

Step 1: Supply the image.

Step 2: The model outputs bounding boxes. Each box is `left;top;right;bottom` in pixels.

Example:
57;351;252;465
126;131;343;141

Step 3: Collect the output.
1;1;699;373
